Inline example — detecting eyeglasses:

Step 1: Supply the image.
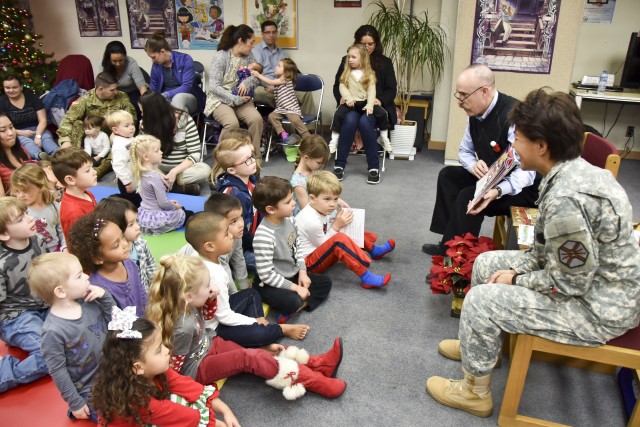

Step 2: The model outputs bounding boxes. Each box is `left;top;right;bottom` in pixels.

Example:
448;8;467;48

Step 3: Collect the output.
362;42;375;48
234;153;256;167
454;86;486;102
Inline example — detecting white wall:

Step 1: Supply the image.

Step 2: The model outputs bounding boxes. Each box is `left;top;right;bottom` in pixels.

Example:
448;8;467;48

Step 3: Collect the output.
29;0;451;141
572;0;640;152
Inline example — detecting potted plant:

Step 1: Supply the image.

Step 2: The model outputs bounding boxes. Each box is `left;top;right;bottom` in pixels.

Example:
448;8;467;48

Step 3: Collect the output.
369;0;448;156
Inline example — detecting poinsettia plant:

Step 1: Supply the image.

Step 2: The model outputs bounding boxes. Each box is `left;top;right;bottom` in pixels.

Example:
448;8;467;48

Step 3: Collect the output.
428;233;495;295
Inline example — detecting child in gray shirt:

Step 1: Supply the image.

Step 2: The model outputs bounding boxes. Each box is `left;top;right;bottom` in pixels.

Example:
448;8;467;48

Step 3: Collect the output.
29;252;114;423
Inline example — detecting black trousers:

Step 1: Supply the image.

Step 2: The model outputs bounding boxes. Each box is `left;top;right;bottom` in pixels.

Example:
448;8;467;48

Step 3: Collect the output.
429;166;538;246
254;272;332;315
331;102;390;132
116;178;142;208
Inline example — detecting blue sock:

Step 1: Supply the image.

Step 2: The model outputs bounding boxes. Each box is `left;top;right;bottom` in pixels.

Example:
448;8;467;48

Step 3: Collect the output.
360;270;390;288
370;239;396;260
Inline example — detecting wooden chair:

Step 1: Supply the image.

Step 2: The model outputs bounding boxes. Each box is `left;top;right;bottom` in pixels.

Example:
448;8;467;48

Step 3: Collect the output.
499;326;640;426
493;132;621;250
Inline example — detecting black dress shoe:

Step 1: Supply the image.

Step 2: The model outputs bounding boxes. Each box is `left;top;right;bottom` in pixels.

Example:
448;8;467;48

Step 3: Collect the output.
422;243;444;255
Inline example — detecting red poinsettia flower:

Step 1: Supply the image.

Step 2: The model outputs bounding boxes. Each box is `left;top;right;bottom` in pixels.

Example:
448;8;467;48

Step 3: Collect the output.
429;274;453;294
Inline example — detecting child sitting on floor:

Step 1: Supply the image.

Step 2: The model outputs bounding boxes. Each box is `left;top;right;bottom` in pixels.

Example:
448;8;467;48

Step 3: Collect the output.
29;252;114;423
0;197;49;393
11;163;66;252
290;135;349;214
92;316;240;426
212;137;261;273
185;212;309;345
145;253;346;400
105;109;140;207
51;147;97;241
296;171;394;289
94;197;156;292
67;213;147;317
180;192;251;291
130;134;192;235
253;176;332;324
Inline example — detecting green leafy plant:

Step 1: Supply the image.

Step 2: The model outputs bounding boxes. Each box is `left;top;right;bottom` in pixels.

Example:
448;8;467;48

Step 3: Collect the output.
369;0;448;124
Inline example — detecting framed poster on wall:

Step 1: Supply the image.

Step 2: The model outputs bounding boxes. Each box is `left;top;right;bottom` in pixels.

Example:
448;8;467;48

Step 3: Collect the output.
243;0;297;49
75;0;122;37
175;0;225;50
470;0;561;74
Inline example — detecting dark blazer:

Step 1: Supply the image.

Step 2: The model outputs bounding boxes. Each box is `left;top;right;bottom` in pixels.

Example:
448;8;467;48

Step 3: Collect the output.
333;54;398;128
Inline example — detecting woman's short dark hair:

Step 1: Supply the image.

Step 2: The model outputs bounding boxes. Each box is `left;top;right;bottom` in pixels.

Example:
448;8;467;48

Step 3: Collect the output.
218;24;254;51
509;88;584;162
101;41;128;77
139;91;178;157
2;75;21;85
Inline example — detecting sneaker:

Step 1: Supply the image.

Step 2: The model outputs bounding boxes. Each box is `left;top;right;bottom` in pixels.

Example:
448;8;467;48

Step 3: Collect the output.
367;169;380;185
333;167;344;181
38;152;51;161
378;135;393;153
328;138;338;154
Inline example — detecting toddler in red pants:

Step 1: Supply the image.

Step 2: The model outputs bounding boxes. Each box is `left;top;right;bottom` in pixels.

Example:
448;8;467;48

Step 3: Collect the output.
146;253;346;400
296;171;395;288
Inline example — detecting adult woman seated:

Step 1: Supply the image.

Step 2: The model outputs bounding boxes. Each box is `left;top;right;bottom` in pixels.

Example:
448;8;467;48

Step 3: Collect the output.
426;88;640;418
203;24;263;159
332;25;397;185
0;114;33;196
101;41;148;118
0;76;59;160
144;31;204;116
139;91;210;195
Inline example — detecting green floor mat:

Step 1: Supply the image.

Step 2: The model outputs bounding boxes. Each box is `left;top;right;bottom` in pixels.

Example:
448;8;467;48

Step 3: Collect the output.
144;232;187;261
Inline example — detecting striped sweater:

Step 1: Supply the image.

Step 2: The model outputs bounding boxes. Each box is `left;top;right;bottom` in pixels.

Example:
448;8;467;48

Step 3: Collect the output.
253;217;306;290
160;113;202;169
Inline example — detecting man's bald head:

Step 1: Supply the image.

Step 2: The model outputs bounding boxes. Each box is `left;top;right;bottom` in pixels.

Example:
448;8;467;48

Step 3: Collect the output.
455;64;497;117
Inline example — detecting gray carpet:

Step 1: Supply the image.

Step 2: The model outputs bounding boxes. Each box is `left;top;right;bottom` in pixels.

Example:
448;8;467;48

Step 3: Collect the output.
208;150;640;427
101;148;639;426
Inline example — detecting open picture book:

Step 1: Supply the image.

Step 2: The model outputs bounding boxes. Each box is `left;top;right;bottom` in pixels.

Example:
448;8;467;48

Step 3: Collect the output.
467;146;517;213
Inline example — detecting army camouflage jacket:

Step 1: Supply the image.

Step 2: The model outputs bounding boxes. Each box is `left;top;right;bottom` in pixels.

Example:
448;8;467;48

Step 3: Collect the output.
57;89;136;145
511;157;640;329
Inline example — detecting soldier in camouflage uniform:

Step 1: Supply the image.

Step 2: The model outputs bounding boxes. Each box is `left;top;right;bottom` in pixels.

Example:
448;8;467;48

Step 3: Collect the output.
426;88;640;418
57;72;136;149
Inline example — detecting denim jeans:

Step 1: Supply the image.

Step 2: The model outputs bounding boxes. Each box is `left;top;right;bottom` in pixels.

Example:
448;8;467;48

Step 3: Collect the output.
0;309;49;392
17;126;59;159
335;110;379;170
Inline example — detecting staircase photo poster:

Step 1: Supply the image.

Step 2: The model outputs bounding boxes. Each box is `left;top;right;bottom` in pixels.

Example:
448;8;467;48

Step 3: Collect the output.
470;0;560;74
75;0;122;37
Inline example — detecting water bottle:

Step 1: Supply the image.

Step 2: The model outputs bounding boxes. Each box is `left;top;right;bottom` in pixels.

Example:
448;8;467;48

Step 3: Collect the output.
597;70;608;94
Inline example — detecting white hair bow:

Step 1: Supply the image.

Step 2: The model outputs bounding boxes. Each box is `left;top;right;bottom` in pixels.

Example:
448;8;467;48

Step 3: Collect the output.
108;306;142;339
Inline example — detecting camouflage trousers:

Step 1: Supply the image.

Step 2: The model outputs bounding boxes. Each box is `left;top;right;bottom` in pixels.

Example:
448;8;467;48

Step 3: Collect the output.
459;250;626;377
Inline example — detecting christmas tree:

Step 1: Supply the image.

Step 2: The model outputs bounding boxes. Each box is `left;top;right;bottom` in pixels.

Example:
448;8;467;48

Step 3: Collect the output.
0;0;58;95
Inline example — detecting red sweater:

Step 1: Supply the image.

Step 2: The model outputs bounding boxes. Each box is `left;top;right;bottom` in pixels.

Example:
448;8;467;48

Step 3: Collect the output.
60;189;96;241
100;368;219;427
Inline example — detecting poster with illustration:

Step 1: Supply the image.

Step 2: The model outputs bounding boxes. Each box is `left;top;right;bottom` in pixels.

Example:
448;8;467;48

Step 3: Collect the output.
126;0;178;49
175;0;224;50
470;0;560;74
75;0;122;37
243;0;297;49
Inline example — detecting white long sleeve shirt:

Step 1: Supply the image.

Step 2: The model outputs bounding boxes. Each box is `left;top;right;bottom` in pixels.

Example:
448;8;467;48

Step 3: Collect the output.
295;205;338;259
201;258;256;332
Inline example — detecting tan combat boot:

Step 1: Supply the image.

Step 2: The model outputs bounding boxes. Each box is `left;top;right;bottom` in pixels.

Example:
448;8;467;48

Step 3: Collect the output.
438;339;461;361
425;369;493;417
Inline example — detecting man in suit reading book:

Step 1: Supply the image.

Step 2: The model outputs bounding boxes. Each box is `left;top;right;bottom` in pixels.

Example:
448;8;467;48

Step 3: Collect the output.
422;64;539;256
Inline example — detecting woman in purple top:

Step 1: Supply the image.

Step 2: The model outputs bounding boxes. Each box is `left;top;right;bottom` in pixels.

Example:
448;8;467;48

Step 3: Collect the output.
67;214;147;317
